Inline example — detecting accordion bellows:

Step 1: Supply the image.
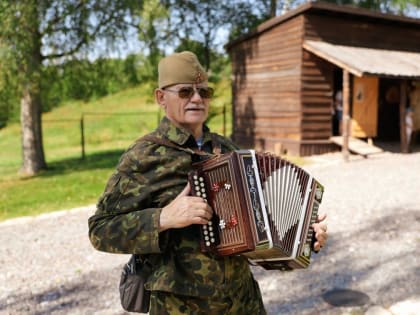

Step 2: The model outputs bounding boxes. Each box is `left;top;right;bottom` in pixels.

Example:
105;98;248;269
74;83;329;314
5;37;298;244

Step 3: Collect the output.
188;150;324;270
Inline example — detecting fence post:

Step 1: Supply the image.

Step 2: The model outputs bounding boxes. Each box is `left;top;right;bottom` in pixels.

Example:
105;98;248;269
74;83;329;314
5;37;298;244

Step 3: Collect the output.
223;103;226;137
80;114;85;160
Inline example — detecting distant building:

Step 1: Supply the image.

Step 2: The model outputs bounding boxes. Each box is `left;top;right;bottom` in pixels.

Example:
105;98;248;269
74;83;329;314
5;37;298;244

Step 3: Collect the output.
226;1;420;155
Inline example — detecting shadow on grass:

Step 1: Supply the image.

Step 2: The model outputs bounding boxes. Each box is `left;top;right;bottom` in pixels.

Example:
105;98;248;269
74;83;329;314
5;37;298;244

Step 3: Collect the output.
34;149;125;178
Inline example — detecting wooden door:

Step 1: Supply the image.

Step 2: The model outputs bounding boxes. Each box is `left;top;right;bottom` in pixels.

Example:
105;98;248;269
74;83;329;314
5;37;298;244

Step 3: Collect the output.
351;76;379;138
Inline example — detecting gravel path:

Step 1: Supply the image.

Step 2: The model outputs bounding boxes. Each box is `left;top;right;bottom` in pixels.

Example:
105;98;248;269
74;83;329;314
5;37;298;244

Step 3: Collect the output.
0;150;419;315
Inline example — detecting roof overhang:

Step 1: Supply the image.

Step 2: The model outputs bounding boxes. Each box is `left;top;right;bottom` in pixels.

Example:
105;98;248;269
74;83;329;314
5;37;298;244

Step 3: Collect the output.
303;40;420;79
226;2;420;51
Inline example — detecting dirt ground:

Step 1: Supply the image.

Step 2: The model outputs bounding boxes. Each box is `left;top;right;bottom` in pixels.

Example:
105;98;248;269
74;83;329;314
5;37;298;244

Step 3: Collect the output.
0;148;419;315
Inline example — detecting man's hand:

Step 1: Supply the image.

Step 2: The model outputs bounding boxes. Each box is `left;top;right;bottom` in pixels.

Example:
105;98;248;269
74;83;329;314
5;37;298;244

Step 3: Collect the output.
159;183;213;232
312;213;328;252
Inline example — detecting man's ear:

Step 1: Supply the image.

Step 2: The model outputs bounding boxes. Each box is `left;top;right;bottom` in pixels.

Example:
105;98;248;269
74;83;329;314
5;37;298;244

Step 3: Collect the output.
155;89;166;110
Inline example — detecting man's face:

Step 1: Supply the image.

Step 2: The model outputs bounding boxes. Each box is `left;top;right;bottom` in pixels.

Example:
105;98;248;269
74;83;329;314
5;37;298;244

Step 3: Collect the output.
156;83;212;134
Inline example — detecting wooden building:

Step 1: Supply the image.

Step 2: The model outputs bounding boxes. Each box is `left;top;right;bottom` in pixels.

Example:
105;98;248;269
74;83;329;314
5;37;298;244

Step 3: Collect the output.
226;1;420;156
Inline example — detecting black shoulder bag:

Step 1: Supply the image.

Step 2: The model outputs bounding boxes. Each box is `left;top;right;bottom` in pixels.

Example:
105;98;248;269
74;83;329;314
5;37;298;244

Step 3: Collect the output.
119;254;152;313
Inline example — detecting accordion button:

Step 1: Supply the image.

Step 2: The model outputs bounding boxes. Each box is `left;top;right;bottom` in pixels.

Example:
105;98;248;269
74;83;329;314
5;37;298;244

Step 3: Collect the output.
194;180;199;186
204;236;209;241
210;238;215;243
208;221;212;226
202;225;207;230
202;193;207;198
206;241;211;246
219;220;226;229
203;230;208;235
193;175;198;180
208;226;213;231
200;182;205;187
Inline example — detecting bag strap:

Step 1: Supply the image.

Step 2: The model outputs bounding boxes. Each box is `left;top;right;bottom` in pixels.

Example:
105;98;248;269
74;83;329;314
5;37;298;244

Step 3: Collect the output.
142;134;221;156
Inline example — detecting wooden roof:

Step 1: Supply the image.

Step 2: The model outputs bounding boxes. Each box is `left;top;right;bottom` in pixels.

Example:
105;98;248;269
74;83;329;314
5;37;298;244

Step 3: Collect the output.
303;40;420;79
226;1;420;50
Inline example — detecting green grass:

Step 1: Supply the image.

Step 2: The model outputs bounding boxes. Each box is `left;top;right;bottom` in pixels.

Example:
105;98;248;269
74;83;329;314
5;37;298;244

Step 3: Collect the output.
0;84;233;221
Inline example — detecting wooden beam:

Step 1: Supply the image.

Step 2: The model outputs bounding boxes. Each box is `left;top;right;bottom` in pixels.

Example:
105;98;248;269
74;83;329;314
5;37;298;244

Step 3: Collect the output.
342;70;351;161
400;80;408;153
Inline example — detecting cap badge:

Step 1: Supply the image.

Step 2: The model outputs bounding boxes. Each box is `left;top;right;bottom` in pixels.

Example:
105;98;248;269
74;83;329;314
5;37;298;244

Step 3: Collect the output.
195;70;203;83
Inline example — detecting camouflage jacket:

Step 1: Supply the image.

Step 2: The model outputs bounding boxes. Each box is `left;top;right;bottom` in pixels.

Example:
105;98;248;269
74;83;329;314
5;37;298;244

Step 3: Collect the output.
88;116;256;297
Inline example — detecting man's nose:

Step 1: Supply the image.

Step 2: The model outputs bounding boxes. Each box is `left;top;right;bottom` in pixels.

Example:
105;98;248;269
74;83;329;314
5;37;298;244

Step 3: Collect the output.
190;88;203;101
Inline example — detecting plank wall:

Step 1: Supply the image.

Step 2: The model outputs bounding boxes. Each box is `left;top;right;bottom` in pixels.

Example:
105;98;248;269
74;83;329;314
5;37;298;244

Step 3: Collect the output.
230;16;305;152
303;12;420;52
300;50;334;141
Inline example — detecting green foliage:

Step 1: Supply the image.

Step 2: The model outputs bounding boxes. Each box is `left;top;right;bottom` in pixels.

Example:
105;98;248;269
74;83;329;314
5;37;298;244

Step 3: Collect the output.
160;0;275;70
227;0;274;41
174;39;230;84
43;56;142;105
0;54;145;126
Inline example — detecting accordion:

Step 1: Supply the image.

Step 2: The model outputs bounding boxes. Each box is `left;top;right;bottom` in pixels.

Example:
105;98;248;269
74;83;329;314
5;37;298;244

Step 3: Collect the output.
188;150;324;270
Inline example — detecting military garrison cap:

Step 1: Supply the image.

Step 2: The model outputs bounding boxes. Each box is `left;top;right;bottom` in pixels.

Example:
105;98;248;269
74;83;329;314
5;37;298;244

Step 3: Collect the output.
158;51;208;88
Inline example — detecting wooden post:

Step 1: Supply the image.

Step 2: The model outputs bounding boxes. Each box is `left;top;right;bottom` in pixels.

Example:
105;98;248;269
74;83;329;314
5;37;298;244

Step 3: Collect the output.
223;103;226;137
80;114;85;160
342;70;351;161
399;80;408;153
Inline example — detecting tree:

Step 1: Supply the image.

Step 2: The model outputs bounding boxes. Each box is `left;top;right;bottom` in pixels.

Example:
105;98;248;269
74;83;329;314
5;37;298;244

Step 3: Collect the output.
160;0;275;70
0;0;140;175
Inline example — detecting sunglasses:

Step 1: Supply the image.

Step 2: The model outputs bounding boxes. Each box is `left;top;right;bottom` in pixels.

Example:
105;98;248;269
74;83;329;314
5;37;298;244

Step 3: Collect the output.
164;86;214;99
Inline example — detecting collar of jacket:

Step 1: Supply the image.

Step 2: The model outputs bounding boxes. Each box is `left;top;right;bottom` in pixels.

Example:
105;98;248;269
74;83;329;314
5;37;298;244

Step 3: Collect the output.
158;116;212;147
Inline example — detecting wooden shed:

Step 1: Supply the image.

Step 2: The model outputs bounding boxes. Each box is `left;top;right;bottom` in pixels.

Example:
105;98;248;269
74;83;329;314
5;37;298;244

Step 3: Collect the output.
226;1;420;156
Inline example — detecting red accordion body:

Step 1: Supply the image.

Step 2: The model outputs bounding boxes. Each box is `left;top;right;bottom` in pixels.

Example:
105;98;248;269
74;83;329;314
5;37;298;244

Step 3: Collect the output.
188;150;324;270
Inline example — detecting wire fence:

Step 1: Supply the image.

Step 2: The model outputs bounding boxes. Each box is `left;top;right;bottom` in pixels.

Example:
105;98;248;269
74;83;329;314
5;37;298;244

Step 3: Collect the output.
42;105;228;160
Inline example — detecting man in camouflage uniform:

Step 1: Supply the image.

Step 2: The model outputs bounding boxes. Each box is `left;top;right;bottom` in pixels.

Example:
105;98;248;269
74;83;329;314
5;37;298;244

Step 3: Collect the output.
88;51;328;315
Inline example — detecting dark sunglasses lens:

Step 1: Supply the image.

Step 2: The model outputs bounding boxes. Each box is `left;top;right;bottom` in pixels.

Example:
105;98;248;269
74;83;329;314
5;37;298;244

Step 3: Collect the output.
178;87;195;99
198;87;214;99
177;87;214;99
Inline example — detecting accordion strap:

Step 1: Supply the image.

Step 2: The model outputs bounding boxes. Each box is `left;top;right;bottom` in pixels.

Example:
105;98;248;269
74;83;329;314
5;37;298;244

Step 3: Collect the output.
142;134;220;156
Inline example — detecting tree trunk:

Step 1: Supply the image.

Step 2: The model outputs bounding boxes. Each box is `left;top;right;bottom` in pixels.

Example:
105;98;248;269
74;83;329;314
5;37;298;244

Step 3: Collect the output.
270;0;277;17
19;4;47;176
20;81;46;176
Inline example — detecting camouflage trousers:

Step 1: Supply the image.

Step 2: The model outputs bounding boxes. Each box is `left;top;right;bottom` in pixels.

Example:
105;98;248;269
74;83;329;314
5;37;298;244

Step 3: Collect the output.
148;279;266;315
